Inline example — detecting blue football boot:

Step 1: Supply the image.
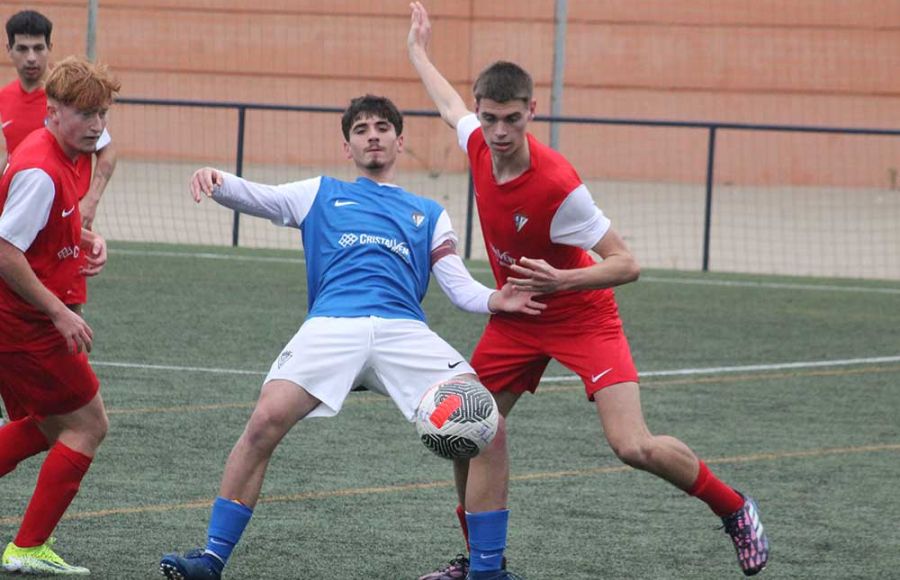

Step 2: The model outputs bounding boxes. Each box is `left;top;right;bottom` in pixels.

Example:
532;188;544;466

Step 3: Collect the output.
159;548;223;580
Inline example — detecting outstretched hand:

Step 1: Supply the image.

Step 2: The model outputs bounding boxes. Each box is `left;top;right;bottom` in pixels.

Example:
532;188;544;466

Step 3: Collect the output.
189;167;224;203
507;257;570;294
488;282;546;316
408;2;432;56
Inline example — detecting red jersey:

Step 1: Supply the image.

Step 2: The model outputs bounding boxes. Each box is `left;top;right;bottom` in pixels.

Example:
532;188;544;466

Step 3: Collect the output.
0;79;104;305
461;116;620;323
0;80;47;154
0;128;88;351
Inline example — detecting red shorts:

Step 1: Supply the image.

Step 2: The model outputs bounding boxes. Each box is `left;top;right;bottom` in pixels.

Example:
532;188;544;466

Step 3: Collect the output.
471;315;639;400
0;347;99;420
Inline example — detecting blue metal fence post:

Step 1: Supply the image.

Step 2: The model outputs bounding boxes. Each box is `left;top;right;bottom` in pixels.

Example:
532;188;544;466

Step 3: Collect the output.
232;106;247;247
702;126;717;272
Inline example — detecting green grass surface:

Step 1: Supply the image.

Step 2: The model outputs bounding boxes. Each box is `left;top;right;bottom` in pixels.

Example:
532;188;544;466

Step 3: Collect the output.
2;241;898;579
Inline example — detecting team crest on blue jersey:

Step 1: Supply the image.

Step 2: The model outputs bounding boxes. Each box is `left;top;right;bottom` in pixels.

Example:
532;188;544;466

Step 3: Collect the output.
412;211;425;228
514;213;528;232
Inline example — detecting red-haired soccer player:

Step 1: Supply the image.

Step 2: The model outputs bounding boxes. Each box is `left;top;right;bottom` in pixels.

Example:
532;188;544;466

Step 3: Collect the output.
408;3;769;578
0;55;119;575
0;10;118;428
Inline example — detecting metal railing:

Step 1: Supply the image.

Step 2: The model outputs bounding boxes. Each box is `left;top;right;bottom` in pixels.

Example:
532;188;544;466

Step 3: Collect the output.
117;97;900;269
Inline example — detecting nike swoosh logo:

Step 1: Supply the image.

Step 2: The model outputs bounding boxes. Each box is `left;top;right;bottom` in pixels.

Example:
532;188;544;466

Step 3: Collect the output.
1;120;11;129
334;200;358;207
591;368;613;383
448;361;464;369
479;553;501;560
62;206;76;218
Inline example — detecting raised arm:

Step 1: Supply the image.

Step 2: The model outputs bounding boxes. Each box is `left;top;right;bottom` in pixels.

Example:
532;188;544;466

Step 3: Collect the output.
407;2;472;129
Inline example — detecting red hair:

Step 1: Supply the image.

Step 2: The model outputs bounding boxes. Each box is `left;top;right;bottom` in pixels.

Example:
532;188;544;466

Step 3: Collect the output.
45;55;120;111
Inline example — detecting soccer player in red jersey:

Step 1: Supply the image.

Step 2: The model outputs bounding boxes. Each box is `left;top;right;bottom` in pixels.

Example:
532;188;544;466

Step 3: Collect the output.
0;55;119;575
0;10;118;426
408;3;769;578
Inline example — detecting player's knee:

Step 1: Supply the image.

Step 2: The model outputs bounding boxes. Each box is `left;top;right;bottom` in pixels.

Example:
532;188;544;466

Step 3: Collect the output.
77;410;109;451
608;435;653;470
244;407;292;450
92;413;109;444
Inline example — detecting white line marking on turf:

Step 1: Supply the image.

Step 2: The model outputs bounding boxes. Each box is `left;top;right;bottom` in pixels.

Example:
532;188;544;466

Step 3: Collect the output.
640;276;900;295
110;248;303;264
540;355;900;383
109;249;900;294
92;355;900;383
92;361;264;375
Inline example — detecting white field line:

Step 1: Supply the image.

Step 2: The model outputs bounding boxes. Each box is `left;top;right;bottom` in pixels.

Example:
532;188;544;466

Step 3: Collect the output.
110;248;900;294
92;355;900;384
92;361;264;375
110;249;303;264
639;275;900;295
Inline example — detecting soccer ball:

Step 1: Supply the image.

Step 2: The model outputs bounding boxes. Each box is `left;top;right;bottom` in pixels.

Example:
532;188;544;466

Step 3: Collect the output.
415;377;500;460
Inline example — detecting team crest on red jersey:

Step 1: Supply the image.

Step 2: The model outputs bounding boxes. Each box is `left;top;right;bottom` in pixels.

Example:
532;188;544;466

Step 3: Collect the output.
513;213;528;232
412;211;425;228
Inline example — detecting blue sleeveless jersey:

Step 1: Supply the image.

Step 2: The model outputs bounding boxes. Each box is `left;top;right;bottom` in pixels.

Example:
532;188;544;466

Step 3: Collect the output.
301;176;444;322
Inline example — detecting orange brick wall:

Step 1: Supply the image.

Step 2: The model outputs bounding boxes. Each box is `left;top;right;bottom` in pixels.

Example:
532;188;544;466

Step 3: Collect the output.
2;0;899;186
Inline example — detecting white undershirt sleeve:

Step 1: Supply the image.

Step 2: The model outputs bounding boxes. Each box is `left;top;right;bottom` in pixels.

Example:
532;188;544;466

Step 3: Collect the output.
456;114;481;153
96;128;111;151
213;172;321;228
549;184;612;250
430;210;458;250
432;254;494;314
430;208;494;314
0;168;55;252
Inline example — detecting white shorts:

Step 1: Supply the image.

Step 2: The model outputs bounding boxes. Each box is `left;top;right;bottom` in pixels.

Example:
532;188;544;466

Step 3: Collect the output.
264;316;475;421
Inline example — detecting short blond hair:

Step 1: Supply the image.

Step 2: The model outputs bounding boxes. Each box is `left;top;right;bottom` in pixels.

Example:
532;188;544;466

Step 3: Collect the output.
45;55;120;111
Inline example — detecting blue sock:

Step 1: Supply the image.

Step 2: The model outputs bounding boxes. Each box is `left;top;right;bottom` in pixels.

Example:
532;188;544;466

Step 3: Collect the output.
204;496;253;566
466;509;509;572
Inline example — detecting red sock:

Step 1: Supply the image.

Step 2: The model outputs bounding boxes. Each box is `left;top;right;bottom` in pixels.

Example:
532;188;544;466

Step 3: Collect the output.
688;461;745;517
0;418;50;477
456;504;470;551
15;443;93;547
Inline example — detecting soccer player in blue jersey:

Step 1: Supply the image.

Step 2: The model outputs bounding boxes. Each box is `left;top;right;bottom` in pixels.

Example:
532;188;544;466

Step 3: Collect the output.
159;95;540;580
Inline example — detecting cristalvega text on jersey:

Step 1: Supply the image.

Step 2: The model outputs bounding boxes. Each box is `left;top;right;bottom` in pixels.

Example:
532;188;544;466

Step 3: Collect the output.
57;244;80;261
489;243;516;268
340;232;412;261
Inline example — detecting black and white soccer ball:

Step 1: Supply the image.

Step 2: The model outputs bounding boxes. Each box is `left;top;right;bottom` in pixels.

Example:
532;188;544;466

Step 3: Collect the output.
415;377;499;460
